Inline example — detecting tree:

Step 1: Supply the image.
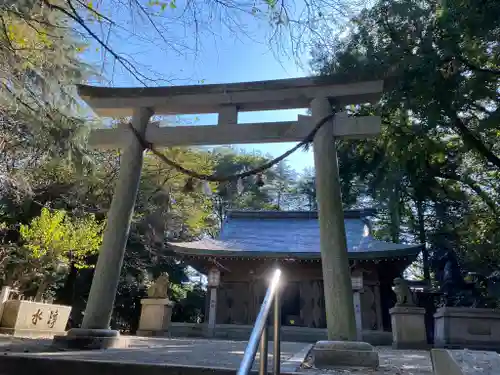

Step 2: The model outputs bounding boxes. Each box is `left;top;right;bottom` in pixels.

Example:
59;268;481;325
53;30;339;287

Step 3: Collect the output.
210;147;278;227
2;0;366;87
110;147;219;331
6;207;103;300
0;1;96;222
267;161;296;210
311;0;500;281
0;2;94;159
293;167;317;211
138;148;217;241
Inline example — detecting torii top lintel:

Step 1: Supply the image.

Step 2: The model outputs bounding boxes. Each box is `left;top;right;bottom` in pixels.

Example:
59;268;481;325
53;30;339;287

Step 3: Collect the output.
77;76;384;117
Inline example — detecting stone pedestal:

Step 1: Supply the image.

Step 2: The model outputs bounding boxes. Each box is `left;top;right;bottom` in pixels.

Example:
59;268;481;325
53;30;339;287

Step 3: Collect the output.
0;300;71;337
312;341;379;369
389;306;427;349
434;307;500;350
136;298;174;337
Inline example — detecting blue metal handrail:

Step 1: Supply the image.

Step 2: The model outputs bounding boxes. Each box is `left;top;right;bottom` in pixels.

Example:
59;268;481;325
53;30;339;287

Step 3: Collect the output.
237;269;282;375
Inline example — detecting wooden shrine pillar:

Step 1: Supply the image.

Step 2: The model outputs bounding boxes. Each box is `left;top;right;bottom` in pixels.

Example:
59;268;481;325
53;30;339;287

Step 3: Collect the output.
374;284;384;331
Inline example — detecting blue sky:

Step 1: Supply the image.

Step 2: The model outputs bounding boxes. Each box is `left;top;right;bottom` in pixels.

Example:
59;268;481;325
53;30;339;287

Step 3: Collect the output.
80;2;325;173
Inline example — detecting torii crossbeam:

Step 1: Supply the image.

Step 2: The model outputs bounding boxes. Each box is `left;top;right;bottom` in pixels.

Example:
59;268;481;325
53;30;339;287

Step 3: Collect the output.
65;76;384;349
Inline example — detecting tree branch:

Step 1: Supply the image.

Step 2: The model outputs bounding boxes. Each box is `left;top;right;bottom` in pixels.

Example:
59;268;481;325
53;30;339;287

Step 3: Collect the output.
41;0;150;86
437;170;498;214
453;116;500;169
456;56;500;76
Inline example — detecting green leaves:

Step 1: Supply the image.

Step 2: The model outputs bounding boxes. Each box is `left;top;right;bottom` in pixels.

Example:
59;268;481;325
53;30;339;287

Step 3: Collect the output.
264;0;278;8
19;207;104;269
139;147;216;239
147;0;176;11
312;0;500;277
0;2;95;177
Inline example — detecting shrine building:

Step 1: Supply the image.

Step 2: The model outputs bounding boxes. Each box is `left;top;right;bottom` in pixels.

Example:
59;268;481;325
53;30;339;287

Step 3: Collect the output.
169;209;422;343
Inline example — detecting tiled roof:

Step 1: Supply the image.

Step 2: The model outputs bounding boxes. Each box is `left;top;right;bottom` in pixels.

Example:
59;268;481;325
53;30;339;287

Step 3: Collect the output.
169;210;422;259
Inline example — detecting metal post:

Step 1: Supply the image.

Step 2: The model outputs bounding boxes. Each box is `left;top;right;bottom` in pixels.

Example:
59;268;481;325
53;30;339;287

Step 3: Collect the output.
237;269;281;375
260;321;269;375
273;287;281;375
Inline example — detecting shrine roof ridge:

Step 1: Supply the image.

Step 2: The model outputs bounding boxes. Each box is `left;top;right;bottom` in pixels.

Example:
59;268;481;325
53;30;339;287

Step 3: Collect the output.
225;209;377;220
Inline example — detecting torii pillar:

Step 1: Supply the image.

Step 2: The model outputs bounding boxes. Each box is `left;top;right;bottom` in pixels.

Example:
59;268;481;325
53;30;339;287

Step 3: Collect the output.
56;108;154;349
56;77;383;363
81;108;153;330
312;98;357;341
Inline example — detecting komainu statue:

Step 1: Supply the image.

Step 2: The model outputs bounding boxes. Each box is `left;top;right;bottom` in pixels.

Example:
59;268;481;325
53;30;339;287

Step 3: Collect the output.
147;272;170;299
393;277;415;306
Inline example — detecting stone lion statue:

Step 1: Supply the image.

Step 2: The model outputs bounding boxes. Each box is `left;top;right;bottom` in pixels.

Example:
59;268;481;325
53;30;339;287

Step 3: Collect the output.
147;273;170;299
393;277;415;306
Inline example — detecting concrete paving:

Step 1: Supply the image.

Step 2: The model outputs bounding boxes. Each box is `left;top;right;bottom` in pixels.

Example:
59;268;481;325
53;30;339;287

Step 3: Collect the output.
0;335;434;375
0;336;310;373
45;338;307;370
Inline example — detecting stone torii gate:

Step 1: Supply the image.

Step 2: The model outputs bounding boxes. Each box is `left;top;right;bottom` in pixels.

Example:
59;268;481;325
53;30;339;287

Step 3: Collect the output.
65;76;383;355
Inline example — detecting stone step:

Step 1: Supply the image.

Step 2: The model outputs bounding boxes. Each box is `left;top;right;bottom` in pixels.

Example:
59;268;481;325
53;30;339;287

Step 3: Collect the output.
431;349;500;375
312;340;379;369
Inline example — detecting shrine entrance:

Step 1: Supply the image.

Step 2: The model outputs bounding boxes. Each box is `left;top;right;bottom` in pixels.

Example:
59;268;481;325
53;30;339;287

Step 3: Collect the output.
68;76;384;344
281;282;301;326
